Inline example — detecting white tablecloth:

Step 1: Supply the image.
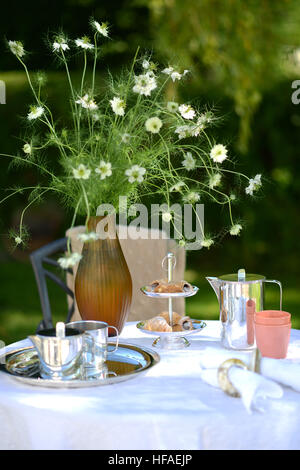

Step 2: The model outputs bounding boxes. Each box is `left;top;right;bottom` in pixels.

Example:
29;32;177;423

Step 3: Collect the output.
1;321;300;450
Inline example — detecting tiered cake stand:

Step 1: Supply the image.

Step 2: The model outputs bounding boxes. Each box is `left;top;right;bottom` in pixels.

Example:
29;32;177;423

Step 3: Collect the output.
137;252;205;349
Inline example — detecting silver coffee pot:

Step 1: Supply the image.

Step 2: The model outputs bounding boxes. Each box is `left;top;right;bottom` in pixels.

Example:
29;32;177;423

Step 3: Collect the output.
206;269;282;350
29;322;85;380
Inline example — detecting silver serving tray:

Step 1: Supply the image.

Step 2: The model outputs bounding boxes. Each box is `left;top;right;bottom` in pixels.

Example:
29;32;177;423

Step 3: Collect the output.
140;285;198;298
0;342;160;388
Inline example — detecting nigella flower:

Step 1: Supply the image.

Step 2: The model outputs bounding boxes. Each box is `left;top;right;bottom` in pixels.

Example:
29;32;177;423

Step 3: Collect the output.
167;101;179;113
174;125;192;140
178;104;196;120
75;36;94;50
229;224;243;236
162;211;172;223
110;96;126;116
121;133;131;144
93;21;109;37
183;191;200;204
72;163;91;180
210;144;228;164
75;94;98;110
23;143;32;154
190;113;213;137
95;161;112;180
125;165;146;183
182;152;196;171
8;40;25;58
58;252;82;269
27;106;44;121
133;73;157;96
53;37;70;52
77;232;100;242
170;181;185;192
209;173;222;189
201;238;214;249
145;116;162;134
245;174;262;196
142;59;150;70
162;66;189;82
14;236;23;245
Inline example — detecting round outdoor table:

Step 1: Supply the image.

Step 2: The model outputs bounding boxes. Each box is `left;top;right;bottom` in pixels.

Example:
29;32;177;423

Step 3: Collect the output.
0;320;300;450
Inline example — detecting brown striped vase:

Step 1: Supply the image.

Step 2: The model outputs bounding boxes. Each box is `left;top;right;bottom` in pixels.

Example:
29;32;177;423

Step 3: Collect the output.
74;215;132;335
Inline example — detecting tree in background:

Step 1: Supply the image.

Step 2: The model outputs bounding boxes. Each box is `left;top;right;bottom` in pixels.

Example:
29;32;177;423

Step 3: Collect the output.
143;0;300;152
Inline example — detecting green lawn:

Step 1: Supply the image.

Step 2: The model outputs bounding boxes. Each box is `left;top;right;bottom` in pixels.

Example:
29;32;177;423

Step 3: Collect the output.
0;261;299;346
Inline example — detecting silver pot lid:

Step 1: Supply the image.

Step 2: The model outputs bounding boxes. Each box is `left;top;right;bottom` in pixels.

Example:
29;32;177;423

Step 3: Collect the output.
219;269;265;283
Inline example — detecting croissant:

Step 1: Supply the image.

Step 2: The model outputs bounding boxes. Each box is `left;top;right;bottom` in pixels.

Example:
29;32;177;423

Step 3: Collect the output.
178;316;194;331
160;311;184;326
149;279;193;293
143;316;172;332
143;307;194;332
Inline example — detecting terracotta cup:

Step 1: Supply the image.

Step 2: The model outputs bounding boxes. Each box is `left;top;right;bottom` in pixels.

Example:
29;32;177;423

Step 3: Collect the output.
255;310;291;325
254;310;291;359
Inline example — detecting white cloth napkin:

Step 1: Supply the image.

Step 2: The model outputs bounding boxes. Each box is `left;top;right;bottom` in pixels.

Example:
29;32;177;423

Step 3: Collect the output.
199;347;284;414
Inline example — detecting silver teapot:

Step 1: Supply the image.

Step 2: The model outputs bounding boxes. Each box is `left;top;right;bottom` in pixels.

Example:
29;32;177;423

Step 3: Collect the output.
206;269;282;350
29;322;85;380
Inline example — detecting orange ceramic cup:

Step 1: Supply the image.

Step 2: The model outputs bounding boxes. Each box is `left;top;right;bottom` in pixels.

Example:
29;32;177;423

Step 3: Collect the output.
255;310;291;326
254;313;291;359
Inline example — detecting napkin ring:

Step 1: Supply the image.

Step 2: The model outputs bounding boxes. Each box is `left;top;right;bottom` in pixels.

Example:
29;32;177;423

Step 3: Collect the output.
217;359;248;398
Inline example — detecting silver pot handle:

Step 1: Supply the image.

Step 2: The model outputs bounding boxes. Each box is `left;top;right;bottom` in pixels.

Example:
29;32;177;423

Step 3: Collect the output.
264;280;282;310
108;326;119;353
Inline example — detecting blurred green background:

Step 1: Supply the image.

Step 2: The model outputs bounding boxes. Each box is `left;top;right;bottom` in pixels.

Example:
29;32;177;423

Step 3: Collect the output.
1;0;300;344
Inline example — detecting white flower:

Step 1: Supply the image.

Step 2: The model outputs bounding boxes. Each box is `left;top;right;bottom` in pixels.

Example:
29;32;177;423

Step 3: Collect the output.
162;66;174;75
93;21;109;37
190;113;212;136
91;112;100;121
58;252;82;269
53;39;69;52
27;106;44;121
121;133;131;143
110;97;126;116
162;66;189;82
229;224;243;236
8;40;25;58
183;191;200;204
95;161;112;180
170;181;185;192
133;73;157;96
245;174;262;195
72;164;91;180
174;125;192;140
209;173;222;189
167;101;179;113
182;152;196;171
145;116;162;134
201;238;214;249
125;165;146;183
77;232;100;243
178;104;196;120
230;193;236;201
162;211;172;223
142;59;150;69
75;37;94;50
23;143;32;154
75;94;98;110
14;236;22;245
210;144;228;164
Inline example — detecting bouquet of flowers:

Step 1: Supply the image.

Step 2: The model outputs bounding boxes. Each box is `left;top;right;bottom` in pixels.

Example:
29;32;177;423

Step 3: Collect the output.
2;20;262;267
